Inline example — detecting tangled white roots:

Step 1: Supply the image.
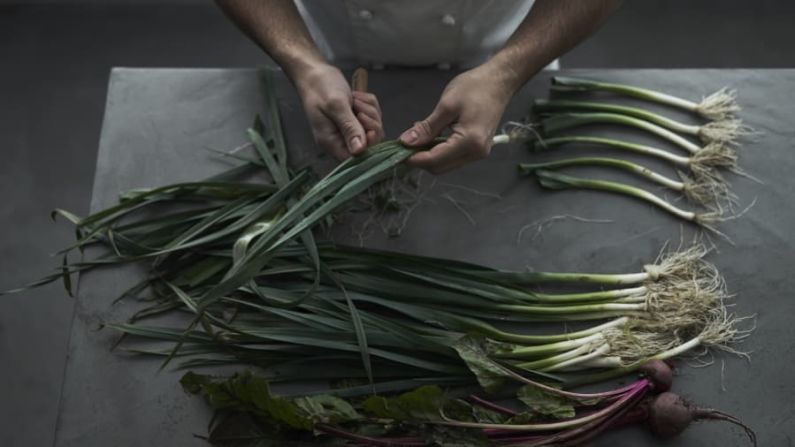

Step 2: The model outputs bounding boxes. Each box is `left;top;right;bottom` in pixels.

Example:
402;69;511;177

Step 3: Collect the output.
695;87;740;121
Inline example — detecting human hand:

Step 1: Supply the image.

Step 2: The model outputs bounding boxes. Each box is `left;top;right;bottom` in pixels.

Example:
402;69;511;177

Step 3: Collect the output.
293;63;384;160
398;64;516;174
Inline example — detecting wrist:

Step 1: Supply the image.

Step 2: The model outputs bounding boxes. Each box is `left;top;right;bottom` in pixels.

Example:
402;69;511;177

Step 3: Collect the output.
282;53;329;90
486;48;544;97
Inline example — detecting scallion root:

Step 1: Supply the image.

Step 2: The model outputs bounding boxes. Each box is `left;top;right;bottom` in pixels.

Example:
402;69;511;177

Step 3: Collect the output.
695;87;741;121
698;118;752;145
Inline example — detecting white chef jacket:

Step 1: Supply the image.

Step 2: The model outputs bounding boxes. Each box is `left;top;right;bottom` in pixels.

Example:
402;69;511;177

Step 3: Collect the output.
295;0;558;70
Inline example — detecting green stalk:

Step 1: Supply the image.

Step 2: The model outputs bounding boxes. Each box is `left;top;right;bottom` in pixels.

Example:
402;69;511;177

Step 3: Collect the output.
534;99;701;136
530;135;690;166
550;76;730;118
487;317;630;345
513;341;602;370
539;113;702;153
520;157;685;192
543;344;612;372
532;286;647;303
562;336;704;387
468;270;651;286
532;169;699;223
496;332;606;359
322;244;654;286
489;302;646;317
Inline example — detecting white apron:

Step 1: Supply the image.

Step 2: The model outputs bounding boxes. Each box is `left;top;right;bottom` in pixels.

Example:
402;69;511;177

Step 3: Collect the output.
295;0;559;70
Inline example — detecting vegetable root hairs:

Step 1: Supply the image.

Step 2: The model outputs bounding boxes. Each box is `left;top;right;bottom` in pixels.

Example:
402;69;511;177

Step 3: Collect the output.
602;285;747;366
679;170;735;208
606;254;727;363
691;142;738;170
696;87;740;121
641;244;711;283
499;120;542;143
699;118;753;145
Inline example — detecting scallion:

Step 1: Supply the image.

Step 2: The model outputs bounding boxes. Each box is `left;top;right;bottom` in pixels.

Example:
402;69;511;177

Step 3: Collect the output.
551;76;740;121
519;156;728;205
534;99;749;146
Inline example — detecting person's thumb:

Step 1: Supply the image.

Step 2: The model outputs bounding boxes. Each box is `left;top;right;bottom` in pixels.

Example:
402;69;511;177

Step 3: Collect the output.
399;102;455;147
330;105;367;155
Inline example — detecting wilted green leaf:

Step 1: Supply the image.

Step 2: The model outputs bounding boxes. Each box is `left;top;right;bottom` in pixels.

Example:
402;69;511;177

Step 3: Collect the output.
293;394;360;424
180;371;312;430
451;336;507;393
516;385;576;420
361;385;444;421
471;404;509;424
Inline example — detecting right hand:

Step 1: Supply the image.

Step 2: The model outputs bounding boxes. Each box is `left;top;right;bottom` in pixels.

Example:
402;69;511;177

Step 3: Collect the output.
294;63;384;160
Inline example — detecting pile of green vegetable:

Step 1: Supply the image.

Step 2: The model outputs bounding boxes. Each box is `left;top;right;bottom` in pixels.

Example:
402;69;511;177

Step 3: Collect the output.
2;74;755;445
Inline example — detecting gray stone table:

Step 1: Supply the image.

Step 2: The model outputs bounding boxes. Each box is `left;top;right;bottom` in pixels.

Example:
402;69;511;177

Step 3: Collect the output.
53;68;794;446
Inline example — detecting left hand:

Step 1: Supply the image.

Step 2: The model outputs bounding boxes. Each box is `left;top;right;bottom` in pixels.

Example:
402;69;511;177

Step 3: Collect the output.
352;90;385;148
398;64;515;174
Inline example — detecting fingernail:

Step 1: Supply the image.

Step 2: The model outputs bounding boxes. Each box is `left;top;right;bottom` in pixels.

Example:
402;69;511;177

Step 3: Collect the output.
400;129;418;144
350;136;363;152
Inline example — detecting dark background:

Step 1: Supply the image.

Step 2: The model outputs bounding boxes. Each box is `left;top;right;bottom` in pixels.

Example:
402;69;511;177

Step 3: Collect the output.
1;1;793;446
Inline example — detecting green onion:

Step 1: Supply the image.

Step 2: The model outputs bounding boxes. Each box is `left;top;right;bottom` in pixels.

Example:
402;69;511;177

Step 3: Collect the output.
551;76;740;121
539;112;704;154
519;156;728;205
527;135;737;176
531;169;719;227
534;99;748;146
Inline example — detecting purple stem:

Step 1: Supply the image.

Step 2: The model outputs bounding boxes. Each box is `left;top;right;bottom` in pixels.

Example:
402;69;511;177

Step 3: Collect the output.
315;423;425;447
482;380;651;445
551;384;650;446
467;394;519;416
498;362;645;402
605;401;650;430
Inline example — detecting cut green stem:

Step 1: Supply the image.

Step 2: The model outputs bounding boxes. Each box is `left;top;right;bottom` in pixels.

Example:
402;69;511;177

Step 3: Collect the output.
550;76;740;120
534;99;747;145
532;169;721;226
520;157;684;191
530;135;690;166
538;112;703;154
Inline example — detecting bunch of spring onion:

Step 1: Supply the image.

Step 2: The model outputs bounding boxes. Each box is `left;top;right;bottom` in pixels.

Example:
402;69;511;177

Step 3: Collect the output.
180;359;756;446
105;238;746;394
490;75;750;229
1;74;751;445
1;107;747;396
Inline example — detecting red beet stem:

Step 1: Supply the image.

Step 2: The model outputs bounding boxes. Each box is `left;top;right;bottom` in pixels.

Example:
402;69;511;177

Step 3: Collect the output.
491;380;652;446
500;362;648;402
315;423;425;447
605;401;650;430
468;394;519;416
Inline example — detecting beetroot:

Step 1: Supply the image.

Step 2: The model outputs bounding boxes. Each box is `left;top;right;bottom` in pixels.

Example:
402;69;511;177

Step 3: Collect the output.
647;392;757;446
638;359;673;393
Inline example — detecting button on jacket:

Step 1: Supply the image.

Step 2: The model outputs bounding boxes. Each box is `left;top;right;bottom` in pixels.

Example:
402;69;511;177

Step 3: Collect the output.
295;0;537;69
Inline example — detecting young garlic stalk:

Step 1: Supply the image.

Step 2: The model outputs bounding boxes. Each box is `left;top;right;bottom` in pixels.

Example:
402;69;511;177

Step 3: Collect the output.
531;169;721;228
527;135;737;180
533;99;749;146
550;76;740;121
519;156;727;206
537;112;719;155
